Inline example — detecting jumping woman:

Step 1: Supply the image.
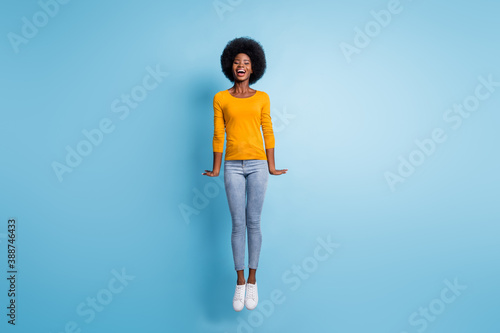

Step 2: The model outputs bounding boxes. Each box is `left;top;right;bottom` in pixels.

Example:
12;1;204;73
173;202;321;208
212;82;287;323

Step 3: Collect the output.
202;36;287;311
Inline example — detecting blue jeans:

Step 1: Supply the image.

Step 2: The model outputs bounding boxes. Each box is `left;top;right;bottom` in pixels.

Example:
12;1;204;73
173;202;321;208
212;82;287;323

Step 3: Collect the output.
224;159;269;271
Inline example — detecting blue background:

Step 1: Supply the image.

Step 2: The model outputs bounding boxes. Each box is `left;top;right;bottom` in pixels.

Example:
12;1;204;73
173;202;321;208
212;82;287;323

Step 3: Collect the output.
1;0;499;332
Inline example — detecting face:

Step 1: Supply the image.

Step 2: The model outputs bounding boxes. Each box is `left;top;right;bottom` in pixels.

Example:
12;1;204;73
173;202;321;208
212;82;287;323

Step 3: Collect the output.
232;53;253;82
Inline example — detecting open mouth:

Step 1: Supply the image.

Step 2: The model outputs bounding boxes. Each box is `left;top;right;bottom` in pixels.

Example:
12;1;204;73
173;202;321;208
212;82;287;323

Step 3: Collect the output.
236;69;246;76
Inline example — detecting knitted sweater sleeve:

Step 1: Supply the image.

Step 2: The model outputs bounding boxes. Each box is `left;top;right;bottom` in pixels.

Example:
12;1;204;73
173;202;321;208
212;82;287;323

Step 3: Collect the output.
261;92;275;150
212;93;225;153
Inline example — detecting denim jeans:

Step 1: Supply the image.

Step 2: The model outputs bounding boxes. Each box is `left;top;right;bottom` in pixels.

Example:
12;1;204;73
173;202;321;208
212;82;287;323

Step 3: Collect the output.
224;159;269;271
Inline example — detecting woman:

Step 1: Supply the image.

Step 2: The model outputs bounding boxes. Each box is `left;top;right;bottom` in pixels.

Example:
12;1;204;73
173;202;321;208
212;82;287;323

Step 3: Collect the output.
202;36;287;312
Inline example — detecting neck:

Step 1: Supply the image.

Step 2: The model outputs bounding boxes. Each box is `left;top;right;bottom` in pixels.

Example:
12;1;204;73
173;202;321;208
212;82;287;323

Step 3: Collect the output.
232;80;252;93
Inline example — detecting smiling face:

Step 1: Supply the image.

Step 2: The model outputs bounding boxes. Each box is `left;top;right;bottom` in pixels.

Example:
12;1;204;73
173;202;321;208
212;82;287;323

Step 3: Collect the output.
232;53;253;82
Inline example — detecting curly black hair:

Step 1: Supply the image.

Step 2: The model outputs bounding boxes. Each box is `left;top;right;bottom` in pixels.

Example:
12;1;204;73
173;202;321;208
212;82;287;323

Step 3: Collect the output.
220;37;266;85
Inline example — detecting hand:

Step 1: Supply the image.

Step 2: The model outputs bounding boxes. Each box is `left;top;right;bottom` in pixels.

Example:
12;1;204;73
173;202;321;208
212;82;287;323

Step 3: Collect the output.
202;169;220;177
269;168;288;175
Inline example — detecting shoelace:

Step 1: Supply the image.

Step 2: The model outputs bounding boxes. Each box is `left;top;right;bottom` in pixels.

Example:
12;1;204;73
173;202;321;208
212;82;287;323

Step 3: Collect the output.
246;284;256;300
234;285;245;301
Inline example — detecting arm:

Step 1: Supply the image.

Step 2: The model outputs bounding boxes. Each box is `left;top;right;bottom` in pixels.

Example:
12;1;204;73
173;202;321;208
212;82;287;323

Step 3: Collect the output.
203;152;222;177
203;94;224;177
266;148;287;175
262;94;287;175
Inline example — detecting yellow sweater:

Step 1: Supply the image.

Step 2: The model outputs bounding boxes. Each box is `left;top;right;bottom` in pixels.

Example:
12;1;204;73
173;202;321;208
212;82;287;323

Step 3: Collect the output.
213;89;275;160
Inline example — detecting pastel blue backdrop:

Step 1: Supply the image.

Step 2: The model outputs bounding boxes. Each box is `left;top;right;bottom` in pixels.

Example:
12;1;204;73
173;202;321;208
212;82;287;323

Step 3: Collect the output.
1;0;498;332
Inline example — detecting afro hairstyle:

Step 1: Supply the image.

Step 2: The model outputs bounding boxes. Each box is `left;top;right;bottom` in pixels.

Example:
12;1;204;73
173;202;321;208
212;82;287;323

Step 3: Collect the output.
220;37;266;85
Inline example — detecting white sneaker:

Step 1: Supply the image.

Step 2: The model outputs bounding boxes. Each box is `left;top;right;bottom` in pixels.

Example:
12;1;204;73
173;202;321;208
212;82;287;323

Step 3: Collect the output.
245;282;258;310
233;284;246;312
